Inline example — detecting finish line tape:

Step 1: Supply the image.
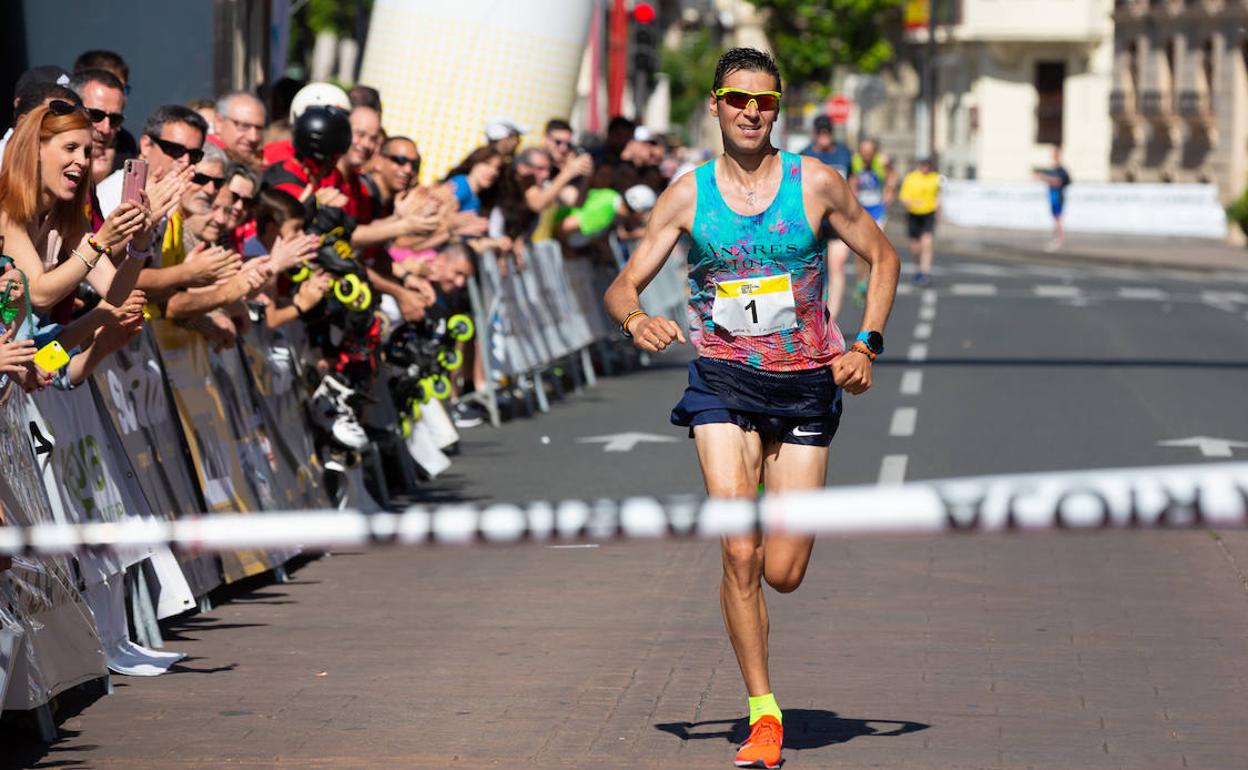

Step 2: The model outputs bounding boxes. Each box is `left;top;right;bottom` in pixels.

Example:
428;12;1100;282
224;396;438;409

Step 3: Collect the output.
3;461;1246;556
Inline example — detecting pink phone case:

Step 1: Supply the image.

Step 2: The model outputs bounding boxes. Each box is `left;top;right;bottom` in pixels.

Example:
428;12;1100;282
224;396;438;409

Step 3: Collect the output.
122;159;148;204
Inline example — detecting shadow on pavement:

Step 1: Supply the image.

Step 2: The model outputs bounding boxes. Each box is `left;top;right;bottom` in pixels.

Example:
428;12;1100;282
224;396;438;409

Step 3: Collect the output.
655;708;928;750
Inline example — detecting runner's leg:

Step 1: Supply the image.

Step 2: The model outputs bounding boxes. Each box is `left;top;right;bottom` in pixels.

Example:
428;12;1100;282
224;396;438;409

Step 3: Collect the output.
694;422;770;695
760;441;827;593
920;230;934;276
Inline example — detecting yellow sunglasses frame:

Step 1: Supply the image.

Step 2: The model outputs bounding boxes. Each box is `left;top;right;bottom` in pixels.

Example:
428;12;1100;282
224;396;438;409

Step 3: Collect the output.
714;87;783;111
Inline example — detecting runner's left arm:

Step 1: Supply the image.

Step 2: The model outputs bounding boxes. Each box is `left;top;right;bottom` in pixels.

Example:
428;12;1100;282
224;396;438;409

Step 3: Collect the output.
815;161;900;394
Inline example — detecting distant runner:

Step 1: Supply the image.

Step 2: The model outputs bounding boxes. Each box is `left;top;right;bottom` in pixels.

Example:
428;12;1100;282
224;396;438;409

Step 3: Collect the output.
800;114;854;320
1035;145;1070;251
898;156;941;286
848;137;895;305
605;47;900;769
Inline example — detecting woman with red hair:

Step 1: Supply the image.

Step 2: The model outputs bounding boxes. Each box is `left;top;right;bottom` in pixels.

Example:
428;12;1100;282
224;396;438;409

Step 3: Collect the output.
0;99;154;313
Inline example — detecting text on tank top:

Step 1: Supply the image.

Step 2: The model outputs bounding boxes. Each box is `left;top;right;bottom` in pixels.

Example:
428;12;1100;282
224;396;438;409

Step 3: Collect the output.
687;150;845;372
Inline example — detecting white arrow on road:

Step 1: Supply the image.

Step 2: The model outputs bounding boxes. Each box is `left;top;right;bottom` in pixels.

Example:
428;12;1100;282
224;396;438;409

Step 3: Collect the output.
1157;436;1248;458
578;432;681;452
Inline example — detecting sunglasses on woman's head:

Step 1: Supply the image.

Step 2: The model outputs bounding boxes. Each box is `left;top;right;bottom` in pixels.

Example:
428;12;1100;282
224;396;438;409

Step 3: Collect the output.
147;135;205;164
47;99;85;116
714;88;782;112
85;107;125;128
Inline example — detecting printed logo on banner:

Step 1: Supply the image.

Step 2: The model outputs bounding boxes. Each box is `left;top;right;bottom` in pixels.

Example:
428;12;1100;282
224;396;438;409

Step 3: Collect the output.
105;360;170;436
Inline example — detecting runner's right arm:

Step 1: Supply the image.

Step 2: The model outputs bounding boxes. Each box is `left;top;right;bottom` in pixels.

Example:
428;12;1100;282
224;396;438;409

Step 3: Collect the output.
603;173;694;352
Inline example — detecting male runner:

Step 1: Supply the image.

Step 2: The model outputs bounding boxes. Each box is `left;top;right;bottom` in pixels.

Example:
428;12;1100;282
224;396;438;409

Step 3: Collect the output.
799;115;853;320
848;137;896;305
604;47;899;769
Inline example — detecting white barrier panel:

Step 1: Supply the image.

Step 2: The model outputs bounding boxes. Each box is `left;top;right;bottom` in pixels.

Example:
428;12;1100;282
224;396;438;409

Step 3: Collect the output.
2;461;1245;555
941;180;1228;239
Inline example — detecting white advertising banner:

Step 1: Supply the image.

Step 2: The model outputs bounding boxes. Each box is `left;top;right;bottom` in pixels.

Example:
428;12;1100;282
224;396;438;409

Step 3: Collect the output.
359;0;595;183
941;181;1228;239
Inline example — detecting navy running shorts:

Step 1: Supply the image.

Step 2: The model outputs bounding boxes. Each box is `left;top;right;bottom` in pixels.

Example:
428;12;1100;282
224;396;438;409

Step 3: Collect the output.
671;357;843;447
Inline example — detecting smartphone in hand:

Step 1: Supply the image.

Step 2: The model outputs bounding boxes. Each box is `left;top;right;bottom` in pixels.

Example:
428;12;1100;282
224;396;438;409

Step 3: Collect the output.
122;158;148;204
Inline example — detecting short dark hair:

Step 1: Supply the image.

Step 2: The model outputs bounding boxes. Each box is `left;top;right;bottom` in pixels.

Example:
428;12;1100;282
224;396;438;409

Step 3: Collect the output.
15;84;80;119
544;118;572;135
607;115;635;135
516;147;551;168
348;84;382;113
254;188;304;234
69;68;124;96
712;47;781;92
73;50;129;83
381;135;416;154
143;104;208;141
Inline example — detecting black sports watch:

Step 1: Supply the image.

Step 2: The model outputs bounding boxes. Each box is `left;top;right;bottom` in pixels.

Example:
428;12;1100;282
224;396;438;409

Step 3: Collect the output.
855;330;884;355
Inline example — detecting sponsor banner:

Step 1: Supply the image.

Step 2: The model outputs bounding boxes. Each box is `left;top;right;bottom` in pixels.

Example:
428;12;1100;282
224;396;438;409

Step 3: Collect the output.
0;378;105;710
238;325;330;511
941;180;1228;239
152;320;283;583
91;328;222;601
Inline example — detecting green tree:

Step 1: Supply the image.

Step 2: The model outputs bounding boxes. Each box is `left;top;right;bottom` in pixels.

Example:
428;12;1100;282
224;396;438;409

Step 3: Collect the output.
659;27;721;140
744;0;904;88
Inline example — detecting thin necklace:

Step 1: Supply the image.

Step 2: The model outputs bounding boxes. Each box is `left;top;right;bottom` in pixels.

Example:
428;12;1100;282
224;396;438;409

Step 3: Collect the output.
728;156;777;212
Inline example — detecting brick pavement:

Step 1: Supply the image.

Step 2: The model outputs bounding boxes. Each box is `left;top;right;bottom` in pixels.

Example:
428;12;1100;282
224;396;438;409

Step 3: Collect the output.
5;529;1248;769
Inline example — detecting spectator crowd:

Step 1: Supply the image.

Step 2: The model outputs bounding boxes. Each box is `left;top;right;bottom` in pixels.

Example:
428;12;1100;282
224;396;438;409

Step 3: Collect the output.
0;50;699;507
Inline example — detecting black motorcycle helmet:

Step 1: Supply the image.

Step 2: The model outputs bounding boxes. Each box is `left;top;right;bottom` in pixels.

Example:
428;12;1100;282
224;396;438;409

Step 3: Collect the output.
293;105;351;164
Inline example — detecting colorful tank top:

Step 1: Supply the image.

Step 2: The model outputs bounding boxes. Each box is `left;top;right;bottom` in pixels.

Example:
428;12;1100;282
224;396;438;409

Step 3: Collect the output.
687;150;845;372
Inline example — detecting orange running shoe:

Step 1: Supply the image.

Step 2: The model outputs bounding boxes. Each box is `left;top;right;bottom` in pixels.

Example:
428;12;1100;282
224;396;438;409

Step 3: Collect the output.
734;715;782;768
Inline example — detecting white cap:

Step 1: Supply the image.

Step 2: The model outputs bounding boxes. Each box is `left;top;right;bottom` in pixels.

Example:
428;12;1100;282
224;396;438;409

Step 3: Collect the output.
623;184;657;214
290;82;351;120
485;118;527;141
633;126;659;143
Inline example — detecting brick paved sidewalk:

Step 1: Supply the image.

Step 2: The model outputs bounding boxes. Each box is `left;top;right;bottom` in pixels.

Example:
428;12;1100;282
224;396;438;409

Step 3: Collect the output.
5;529;1248;769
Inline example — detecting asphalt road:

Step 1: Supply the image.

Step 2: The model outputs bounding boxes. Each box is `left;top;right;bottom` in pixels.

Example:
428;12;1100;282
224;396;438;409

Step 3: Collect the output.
7;252;1248;769
428;253;1248;498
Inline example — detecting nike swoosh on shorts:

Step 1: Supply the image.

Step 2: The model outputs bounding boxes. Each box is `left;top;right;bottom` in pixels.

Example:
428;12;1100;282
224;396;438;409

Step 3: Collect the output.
791;426;823;437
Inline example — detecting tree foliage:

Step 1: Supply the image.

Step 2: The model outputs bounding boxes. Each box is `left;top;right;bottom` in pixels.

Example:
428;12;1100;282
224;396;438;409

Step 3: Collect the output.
744;0;904;88
659;27;721;141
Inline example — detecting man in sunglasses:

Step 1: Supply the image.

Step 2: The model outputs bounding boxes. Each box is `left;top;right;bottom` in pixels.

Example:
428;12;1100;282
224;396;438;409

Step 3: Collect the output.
605;47;900;770
68;68;126;185
98;104;207;217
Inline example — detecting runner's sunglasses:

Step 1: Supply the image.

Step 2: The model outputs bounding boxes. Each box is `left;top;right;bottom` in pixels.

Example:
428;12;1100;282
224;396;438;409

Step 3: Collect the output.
714;88;782;112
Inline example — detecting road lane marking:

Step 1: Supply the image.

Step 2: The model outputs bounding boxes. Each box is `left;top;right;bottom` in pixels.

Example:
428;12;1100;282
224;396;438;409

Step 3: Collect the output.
913;322;932;340
1117;287;1168;300
900;370;923;396
877;455;909;486
918;305;937;321
951;283;997;296
1033;284;1082;298
889;407;917;437
547;544;601;549
920;289;938;306
907;344;928;362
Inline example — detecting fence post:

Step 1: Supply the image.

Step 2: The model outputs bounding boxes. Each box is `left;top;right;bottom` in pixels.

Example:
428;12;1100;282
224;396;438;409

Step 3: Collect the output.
464;274;501;428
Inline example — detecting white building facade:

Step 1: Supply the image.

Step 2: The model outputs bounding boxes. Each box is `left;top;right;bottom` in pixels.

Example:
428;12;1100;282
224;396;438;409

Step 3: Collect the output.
909;0;1115;182
1110;0;1248;207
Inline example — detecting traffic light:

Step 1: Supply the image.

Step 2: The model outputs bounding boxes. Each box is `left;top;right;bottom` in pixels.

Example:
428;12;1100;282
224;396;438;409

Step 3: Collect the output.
632;2;658;81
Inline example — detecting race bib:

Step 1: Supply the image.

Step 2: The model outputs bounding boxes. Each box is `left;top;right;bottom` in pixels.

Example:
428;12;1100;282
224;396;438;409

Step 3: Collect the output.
712;274;797;337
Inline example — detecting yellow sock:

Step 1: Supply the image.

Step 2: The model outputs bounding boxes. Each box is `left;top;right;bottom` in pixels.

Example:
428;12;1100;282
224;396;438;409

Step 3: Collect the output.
748;692;782;724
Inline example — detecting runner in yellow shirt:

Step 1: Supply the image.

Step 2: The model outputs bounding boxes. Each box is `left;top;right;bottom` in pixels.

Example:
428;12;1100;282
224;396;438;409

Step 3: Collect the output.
898;157;940;286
